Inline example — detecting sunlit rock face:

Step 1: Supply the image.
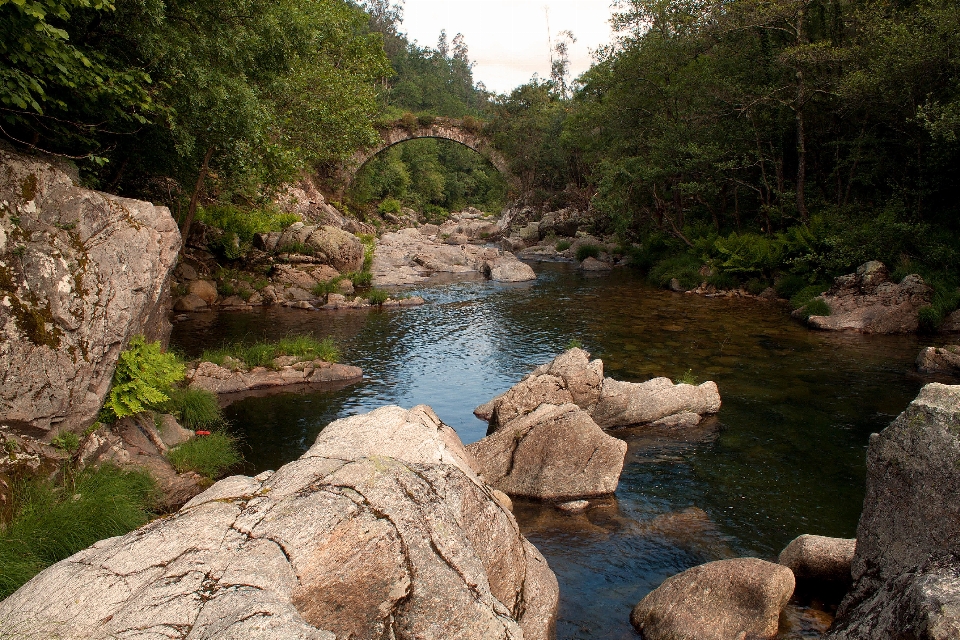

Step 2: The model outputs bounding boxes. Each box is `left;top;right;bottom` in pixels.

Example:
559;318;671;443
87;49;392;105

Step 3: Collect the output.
0;148;180;436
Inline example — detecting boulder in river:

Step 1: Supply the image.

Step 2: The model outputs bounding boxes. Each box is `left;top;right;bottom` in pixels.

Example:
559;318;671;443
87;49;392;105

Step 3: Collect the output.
630;557;795;640
467;403;627;500
258;222;363;273
0;404;559;640
779;534;856;587
186;359;362;396
0;147;180;436
916;345;960;375
802;260;933;334
591;377;722;429
826;383;960;639
476;348;721;431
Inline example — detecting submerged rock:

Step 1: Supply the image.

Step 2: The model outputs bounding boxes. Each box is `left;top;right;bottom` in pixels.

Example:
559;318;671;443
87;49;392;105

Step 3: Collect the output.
630;558;795;640
0;405;559;640
467;403;627;500
0;148;180;436
827;383;960;639
803;260;932;334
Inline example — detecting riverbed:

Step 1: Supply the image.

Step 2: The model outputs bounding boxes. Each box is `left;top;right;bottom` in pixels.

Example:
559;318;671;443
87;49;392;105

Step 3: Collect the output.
171;262;938;639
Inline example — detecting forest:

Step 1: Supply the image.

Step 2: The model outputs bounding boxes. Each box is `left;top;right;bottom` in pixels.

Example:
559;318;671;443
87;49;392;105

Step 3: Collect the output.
2;0;958;325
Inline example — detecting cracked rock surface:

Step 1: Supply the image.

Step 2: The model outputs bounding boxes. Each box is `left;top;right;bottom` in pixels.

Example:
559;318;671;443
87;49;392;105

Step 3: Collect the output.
1;148;180;436
0;404;559;640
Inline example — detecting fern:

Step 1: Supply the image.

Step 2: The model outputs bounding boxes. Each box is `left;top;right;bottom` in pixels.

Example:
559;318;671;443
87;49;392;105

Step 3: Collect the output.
104;336;185;419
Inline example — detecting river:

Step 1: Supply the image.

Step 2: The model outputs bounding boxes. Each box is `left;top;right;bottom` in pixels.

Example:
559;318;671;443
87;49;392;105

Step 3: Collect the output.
170;262;938;639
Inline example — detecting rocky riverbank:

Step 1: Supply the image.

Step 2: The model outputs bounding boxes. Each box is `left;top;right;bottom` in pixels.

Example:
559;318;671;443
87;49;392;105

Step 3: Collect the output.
0;405;560;640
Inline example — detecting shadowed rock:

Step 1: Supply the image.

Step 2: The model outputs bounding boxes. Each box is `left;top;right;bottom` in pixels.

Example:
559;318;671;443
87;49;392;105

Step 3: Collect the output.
0;404;558;640
779;534;855;587
803;261;933;334
917;345;960;375
630;558;795;640
827;383;960;639
467;403;627;500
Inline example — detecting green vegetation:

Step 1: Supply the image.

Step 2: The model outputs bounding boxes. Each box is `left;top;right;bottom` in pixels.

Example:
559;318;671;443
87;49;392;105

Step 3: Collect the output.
556;240;572;252
482;0;959;317
50;432;80;454
367;288;390;306
797;299;832;320
200;335;340;369
162;388;223;431
167;432;241;480
566;338;583;350
676;369;698;386
0;465;156;599
102;337;185;421
576;244;602;262
197;205;299;261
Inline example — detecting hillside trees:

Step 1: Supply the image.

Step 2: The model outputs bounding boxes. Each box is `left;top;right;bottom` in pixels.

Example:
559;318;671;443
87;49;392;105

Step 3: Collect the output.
1;0;390;232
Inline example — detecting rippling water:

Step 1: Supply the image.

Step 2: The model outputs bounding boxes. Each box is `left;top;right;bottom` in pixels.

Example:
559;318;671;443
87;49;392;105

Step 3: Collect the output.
171;262;946;639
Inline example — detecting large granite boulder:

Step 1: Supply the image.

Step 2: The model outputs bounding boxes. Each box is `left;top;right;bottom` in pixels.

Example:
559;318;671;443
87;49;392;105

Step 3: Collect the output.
186;359;363;396
466;403;627;500
0;148;180;437
804;261;933;334
475;349;720;431
591;378;722;429
916;345;960;375
372;227;536;286
276;176;375;236
0;405;559;640
258;223;363;273
630;558;795;640
827;383;960;639
779;534;856;587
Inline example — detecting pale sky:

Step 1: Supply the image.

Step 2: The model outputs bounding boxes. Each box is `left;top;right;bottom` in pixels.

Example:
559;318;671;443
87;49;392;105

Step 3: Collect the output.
399;0;618;95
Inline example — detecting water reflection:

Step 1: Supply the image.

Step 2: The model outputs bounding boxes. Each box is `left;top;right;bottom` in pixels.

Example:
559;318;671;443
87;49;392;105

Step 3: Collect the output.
171;262;941;639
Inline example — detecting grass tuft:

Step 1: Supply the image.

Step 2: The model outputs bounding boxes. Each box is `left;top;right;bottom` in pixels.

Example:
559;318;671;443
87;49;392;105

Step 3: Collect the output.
162;388;223;430
167;432;241;480
675;369;698;385
367;289;390;306
576;244;602;262
0;465;156;599
200;335;339;369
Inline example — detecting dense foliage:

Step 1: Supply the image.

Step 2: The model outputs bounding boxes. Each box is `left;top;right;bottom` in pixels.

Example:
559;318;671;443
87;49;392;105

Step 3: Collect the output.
486;0;959;320
1;0;389;215
103;336;185;420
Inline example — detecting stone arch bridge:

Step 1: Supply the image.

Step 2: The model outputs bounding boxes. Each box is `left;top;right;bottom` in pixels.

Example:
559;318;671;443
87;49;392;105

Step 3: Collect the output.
338;117;518;195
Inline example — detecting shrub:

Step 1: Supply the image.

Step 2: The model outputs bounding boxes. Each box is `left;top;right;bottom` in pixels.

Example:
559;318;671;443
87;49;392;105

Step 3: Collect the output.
162;388;223;430
103;336;185;420
790;284;830;310
556;240;572;252
312;277;345;297
400;112;418;131
378;198;402;215
797;298;832;319
0;465;156;598
706;271;739;291
50;431;80;453
676;369;698;385
576;244;602;262
367;289;390;306
776;274;813;301
167;432;241;480
462;115;483;133
648;252;702;290
196;204;298;243
566;338;583;350
417;114;436;127
350;270;373;287
745;278;769;296
918;305;942;333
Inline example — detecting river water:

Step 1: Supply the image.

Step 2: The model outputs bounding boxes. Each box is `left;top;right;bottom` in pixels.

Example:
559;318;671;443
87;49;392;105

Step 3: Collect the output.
170;262;941;639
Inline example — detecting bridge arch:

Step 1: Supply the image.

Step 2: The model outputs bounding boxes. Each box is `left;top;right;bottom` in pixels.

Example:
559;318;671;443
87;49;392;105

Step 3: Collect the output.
340;118;518;195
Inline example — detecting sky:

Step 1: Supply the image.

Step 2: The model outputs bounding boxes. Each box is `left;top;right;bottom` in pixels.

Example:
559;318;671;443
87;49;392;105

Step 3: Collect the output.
399;0;618;95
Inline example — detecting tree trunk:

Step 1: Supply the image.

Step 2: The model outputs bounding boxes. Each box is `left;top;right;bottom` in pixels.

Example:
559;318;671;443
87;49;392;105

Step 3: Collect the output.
796;74;808;222
180;146;215;247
